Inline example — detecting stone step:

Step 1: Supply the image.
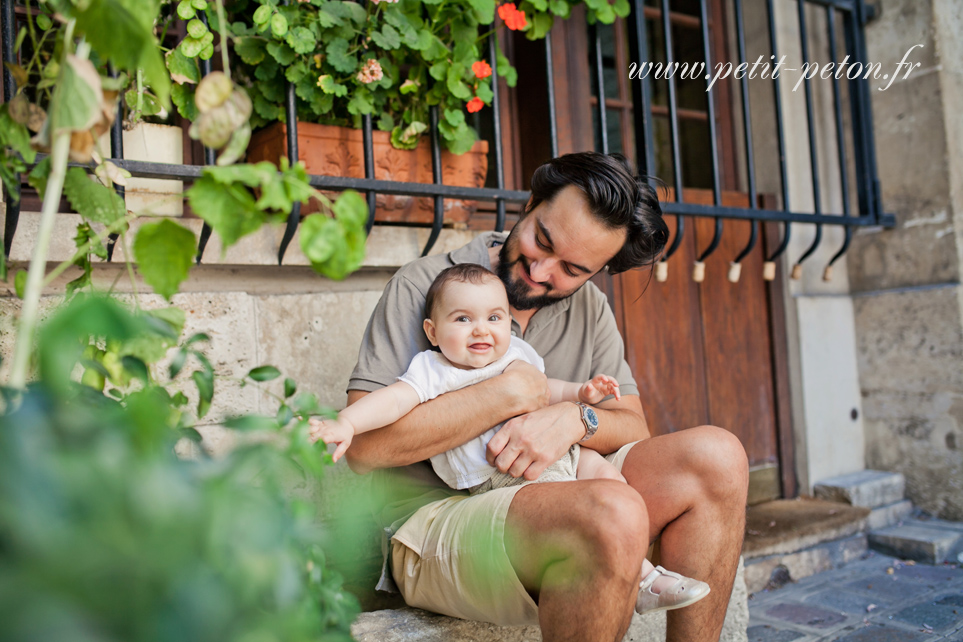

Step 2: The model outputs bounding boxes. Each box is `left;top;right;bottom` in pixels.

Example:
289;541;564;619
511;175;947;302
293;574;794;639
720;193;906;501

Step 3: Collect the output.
865;499;914;531
743;498;869;560
744;533;868;595
352;559;750;642
813;470;906;509
868;519;963;563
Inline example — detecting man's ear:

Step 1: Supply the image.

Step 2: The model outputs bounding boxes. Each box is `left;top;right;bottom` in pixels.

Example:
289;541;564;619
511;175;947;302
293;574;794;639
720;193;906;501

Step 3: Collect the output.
423;318;438;346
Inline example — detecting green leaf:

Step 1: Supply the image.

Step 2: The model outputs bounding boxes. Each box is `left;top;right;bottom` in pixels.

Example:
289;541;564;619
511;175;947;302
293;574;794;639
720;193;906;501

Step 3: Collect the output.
370;24;401;50
187;18;208;39
133;219;196;300
470;0;496;22
613;0;630;17
26;156;51;195
248;365;282;382
171;83;199;121
549;0;571;17
69;0;170;109
276;404;294;426
225;414;280;431
342;1;368;24
177;0;196;19
125;88;162;116
179;36;205;59
286;26;316;54
63;168;126;224
496;45;518;86
299;214;340;265
192;0;208;9
234;37;267;65
316;75;347;97
284;377;297;398
347;91;373;115
122;355;150;382
390;121;427;150
14;269;26;299
192;368;213;417
376;112;394;132
333;190;368;230
49;55;101;133
187;173;266;248
253;4;273;24
166;47;200;84
253;92;281;121
271;12;289;37
444;108;465;127
476;81;493;103
266;40;297;66
326;38;357;74
169;349;188;378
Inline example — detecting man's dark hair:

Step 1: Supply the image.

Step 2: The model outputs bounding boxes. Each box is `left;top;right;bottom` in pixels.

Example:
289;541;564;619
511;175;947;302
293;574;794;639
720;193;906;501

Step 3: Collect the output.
526;152;668;274
424;263;502;320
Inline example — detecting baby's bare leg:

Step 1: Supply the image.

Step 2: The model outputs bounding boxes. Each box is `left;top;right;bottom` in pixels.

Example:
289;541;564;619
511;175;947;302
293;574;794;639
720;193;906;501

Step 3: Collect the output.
576;448;627;483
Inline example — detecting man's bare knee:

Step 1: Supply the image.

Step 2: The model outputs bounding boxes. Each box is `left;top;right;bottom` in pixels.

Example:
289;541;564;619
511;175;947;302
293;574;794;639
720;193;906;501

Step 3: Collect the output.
688;425;749;503
575;482;648;570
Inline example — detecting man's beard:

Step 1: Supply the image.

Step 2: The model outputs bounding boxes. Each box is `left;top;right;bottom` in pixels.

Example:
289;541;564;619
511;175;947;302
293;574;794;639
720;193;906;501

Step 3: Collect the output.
496;235;577;311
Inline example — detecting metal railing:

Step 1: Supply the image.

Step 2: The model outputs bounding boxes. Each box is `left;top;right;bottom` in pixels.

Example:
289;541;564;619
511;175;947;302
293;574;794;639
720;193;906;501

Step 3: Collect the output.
1;0;892;270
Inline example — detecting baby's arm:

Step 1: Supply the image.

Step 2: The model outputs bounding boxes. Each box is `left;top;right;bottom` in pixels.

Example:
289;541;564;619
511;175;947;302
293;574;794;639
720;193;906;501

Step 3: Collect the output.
576;448;627;483
309;381;421;462
546;374;621;405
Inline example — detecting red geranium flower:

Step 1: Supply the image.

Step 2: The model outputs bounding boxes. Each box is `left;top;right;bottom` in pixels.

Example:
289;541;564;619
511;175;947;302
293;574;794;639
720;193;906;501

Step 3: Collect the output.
472;60;492;79
466;97;485;113
498;3;528;30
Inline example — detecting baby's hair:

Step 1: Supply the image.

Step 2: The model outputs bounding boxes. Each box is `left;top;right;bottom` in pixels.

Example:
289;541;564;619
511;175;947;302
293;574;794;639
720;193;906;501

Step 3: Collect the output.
425;263;503;320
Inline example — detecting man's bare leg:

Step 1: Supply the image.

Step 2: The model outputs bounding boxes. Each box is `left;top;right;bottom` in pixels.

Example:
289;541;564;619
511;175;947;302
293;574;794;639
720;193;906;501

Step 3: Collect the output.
504;479;648;642
620;425;749;642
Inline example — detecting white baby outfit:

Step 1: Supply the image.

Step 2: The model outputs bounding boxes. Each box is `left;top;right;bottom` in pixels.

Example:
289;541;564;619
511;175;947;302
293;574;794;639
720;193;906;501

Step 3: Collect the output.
398;336;580;494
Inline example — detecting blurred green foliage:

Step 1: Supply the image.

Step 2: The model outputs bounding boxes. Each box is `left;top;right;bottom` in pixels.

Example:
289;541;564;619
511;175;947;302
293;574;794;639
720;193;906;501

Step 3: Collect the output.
0;296;359;641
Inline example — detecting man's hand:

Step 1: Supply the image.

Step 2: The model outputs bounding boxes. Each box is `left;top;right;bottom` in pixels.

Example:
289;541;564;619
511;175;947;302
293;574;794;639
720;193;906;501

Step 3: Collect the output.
503;359;552;411
308;417;354;462
485;401;584;481
578;374;621;404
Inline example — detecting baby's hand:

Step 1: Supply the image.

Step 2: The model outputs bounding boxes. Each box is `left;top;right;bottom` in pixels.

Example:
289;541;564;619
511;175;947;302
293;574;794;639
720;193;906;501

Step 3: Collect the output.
308;417;353;462
578;374;621;404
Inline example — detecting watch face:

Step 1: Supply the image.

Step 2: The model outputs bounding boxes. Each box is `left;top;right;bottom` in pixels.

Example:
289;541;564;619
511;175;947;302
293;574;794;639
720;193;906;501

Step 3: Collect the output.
585;407;599;428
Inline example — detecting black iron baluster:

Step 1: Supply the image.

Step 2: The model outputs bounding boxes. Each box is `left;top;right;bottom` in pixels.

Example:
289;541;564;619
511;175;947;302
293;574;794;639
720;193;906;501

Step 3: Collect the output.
276;80;300;264
194;9;218;263
693;0;723;283
627;0;655;178
658;0;685;276
2;0;20;260
422;105;444;257
763;0;791;281
545;31;558;158
823;6;852;282
791;0;823;280
106;65;124;261
591;23;609;155
728;0;758;282
488;34;506;232
362;114;376;233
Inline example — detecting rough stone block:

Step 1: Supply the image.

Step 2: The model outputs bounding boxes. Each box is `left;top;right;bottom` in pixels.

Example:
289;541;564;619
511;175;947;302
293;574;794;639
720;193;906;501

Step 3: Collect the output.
866;500;914;531
814;470;906;508
744;535;868;595
868;523;962;563
352;558;749;642
743;499;869;559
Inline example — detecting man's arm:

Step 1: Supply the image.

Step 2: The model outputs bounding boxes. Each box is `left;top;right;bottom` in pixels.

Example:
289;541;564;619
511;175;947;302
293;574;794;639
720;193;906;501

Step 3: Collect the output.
484;391;649;481
343;360;551;474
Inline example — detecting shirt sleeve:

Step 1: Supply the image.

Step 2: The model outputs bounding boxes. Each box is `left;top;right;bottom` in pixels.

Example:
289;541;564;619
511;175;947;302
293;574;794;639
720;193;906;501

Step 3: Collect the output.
348;269;435;393
590;288;639;397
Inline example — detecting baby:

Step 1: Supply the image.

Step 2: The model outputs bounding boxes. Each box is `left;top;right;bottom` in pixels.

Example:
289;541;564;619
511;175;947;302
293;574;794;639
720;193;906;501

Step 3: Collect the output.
310;263;710;614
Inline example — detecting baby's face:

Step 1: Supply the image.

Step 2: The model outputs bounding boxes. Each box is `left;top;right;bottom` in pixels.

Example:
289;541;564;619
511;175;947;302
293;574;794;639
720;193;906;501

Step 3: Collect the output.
424;278;513;370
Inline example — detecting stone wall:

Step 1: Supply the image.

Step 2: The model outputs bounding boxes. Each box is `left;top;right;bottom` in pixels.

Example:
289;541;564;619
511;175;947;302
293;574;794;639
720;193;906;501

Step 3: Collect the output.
851;0;963;519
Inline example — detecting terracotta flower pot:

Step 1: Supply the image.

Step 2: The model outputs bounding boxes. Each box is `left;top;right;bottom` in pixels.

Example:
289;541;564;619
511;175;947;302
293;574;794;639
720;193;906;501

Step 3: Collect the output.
247;122;489;224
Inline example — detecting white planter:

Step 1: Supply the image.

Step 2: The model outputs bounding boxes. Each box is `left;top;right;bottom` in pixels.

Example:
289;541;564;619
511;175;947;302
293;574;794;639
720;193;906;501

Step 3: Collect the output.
121;123;184;217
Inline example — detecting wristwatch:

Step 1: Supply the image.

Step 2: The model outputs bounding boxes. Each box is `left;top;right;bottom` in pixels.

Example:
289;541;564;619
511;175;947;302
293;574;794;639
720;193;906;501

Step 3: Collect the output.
574;402;599;442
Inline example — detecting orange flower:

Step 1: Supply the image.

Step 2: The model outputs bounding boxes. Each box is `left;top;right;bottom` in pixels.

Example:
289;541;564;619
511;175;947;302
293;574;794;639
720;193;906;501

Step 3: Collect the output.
498;3;527;30
466;97;484;113
472;60;492;79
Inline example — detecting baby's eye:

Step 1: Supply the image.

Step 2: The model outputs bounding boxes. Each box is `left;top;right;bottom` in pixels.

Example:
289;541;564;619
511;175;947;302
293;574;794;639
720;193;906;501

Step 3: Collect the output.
488;314;501;322
456;315;470;322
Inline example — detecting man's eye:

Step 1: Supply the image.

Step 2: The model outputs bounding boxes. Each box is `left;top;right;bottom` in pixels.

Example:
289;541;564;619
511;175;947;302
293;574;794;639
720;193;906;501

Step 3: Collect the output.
563;265;578;278
535;234;550;250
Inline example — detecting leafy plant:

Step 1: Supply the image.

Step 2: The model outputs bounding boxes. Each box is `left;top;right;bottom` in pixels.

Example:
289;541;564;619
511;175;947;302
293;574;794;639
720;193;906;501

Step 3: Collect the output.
168;0;628;153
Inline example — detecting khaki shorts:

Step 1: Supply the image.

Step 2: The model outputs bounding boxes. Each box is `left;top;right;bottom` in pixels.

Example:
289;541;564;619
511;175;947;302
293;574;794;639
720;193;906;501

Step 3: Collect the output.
390;441;640;626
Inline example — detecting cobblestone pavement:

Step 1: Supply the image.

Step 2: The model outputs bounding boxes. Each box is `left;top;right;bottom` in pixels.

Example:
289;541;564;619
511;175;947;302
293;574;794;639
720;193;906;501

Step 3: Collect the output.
748;552;963;641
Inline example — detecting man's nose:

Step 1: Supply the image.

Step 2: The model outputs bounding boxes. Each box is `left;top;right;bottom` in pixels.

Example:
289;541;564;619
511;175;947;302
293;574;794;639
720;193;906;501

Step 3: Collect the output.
528;258;556;284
